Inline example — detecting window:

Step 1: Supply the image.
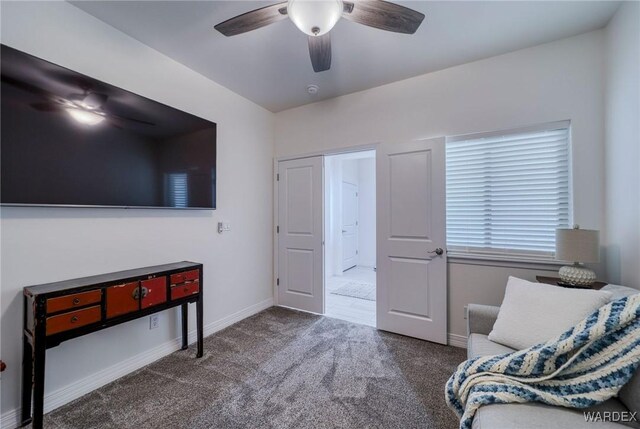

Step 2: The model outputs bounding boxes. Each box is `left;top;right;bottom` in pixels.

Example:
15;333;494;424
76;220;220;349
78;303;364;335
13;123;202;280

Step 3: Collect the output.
167;173;188;208
446;122;571;260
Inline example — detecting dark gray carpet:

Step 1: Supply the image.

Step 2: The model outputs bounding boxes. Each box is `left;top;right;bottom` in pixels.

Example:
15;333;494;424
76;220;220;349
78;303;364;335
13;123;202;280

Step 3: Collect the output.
37;307;466;429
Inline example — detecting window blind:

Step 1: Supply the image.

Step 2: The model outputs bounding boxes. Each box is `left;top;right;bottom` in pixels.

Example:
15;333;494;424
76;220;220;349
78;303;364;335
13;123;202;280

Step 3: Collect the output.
446;124;571;258
168;173;188;208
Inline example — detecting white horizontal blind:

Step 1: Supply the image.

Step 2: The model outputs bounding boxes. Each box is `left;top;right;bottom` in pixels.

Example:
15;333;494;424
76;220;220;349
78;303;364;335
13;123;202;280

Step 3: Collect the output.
168;173;188;208
446;125;570;258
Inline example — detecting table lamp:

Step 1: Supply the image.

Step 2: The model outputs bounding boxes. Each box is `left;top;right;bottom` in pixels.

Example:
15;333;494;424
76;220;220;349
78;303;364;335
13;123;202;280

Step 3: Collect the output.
555;225;600;286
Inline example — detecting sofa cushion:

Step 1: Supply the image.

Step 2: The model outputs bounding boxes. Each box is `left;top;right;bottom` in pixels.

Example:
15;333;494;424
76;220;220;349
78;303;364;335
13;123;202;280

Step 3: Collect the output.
472;400;639;429
467;333;515;359
488;276;612;350
620;370;640;417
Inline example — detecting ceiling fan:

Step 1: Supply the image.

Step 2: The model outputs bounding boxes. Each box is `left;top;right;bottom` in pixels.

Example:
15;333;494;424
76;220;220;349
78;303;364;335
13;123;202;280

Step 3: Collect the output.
214;0;425;72
3;74;155;127
31;90;156;127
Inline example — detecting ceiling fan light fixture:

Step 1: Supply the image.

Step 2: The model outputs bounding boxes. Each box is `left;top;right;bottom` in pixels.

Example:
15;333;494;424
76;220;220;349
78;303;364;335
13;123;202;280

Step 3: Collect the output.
287;0;343;36
65;107;105;126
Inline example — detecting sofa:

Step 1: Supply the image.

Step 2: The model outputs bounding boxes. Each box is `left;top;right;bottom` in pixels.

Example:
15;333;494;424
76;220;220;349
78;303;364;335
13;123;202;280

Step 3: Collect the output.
466;284;640;429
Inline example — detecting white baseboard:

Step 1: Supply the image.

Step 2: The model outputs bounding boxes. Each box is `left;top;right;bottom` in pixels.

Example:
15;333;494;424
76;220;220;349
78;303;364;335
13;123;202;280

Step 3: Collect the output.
0;297;273;429
448;333;468;349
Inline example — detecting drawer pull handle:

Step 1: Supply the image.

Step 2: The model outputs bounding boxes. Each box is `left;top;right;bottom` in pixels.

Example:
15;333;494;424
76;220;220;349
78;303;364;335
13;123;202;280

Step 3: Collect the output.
132;287;149;300
72;298;81;305
70;316;79;323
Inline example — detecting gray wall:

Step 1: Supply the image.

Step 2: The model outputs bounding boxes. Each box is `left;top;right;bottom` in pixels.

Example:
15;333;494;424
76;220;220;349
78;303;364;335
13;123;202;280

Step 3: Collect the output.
0;1;274;423
604;1;640;289
275;30;607;339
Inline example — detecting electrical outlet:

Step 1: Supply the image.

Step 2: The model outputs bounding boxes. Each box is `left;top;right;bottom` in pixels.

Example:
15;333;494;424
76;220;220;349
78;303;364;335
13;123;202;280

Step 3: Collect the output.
150;314;160;330
463;305;468;320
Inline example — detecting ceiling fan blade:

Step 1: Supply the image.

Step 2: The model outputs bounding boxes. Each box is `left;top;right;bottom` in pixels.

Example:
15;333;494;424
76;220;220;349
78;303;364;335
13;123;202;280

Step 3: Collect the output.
308;33;331;73
30;102;62;112
107;112;155;126
214;2;288;37
342;1;424;34
2;74;56;99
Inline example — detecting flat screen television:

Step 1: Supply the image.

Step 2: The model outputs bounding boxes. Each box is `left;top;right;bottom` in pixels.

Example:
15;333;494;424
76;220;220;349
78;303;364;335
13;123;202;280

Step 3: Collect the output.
1;44;217;209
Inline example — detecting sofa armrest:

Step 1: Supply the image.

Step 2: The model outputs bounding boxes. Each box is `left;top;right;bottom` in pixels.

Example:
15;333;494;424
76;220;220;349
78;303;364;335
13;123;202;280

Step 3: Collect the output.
467;304;500;336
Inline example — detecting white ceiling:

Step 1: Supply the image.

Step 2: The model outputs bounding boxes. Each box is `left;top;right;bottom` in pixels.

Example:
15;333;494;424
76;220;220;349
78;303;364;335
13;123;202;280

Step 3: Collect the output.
71;1;620;112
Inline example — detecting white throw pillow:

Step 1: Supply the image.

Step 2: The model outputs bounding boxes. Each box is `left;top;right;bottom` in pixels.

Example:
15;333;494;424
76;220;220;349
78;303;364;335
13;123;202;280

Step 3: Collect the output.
488;276;612;350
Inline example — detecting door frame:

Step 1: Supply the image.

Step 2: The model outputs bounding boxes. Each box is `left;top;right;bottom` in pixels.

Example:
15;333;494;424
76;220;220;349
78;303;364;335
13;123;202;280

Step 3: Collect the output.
273;144;378;309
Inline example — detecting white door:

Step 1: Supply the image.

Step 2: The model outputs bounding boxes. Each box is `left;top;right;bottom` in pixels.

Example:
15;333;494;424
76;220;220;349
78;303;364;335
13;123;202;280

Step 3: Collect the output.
376;138;447;343
277;157;324;314
342;181;358;271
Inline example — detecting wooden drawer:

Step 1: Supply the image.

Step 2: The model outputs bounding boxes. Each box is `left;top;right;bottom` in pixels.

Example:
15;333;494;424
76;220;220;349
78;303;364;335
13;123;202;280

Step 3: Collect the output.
46;306;101;335
141;277;167;309
170;270;199;285
47;290;101;314
171;281;199;300
106;282;139;319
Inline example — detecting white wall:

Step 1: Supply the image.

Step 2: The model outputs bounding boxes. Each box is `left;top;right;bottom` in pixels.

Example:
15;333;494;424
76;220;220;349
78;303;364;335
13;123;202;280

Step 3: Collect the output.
357;158;376;268
324;155;343;278
0;1;274;424
604;1;640;289
342;159;359;185
275;30;606;338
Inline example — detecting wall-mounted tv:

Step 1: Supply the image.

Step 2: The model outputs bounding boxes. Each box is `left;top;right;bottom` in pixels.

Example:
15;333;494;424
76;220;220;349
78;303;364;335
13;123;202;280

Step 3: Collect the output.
1;44;217;209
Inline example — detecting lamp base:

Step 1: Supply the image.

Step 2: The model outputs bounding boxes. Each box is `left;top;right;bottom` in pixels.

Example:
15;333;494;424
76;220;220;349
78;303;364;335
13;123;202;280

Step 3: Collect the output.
558;264;596;286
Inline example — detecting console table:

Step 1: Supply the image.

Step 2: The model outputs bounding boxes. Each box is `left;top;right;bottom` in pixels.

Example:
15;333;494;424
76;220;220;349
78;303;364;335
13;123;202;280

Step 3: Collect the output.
21;261;203;429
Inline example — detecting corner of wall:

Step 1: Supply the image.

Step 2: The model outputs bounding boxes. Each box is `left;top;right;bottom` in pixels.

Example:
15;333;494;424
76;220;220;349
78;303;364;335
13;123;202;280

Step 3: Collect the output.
603;1;640;288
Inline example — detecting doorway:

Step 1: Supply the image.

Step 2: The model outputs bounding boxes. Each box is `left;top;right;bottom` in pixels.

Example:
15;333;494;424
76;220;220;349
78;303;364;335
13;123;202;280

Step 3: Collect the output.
324;150;376;327
276;137;447;344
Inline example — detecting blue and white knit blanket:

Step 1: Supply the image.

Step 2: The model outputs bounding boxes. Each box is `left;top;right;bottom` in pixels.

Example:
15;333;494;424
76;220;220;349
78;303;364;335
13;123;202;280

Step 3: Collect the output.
446;293;640;429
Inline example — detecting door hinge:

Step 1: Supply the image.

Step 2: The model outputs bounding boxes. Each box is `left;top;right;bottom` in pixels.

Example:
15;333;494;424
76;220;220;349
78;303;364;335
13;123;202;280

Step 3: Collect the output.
356;250;359;255
276;173;280;181
277;278;280;286
277;225;279;233
356;221;358;226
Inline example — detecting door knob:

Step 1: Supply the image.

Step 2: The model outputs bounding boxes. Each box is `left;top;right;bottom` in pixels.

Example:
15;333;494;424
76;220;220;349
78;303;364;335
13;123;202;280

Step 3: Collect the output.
342;230;347;233
428;248;444;256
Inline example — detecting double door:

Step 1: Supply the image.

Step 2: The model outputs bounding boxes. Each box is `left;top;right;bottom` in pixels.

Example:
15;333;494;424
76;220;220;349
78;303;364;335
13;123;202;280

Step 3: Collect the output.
276;138;447;344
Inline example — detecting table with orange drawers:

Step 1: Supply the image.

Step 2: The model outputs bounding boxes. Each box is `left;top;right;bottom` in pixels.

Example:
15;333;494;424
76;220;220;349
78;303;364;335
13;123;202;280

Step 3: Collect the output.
21;261;203;429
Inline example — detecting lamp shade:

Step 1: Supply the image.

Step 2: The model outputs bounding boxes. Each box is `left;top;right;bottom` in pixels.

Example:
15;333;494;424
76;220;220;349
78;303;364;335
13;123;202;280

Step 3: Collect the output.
555;227;600;263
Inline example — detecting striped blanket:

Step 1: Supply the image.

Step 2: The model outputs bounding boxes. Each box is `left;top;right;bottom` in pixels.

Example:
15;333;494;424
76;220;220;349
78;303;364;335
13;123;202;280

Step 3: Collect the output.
446;293;640;429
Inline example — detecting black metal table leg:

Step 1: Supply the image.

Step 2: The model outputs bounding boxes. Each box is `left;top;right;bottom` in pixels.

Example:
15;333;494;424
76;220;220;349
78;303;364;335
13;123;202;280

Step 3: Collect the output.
181;303;188;350
31;336;46;429
20;334;33;426
196;293;203;358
